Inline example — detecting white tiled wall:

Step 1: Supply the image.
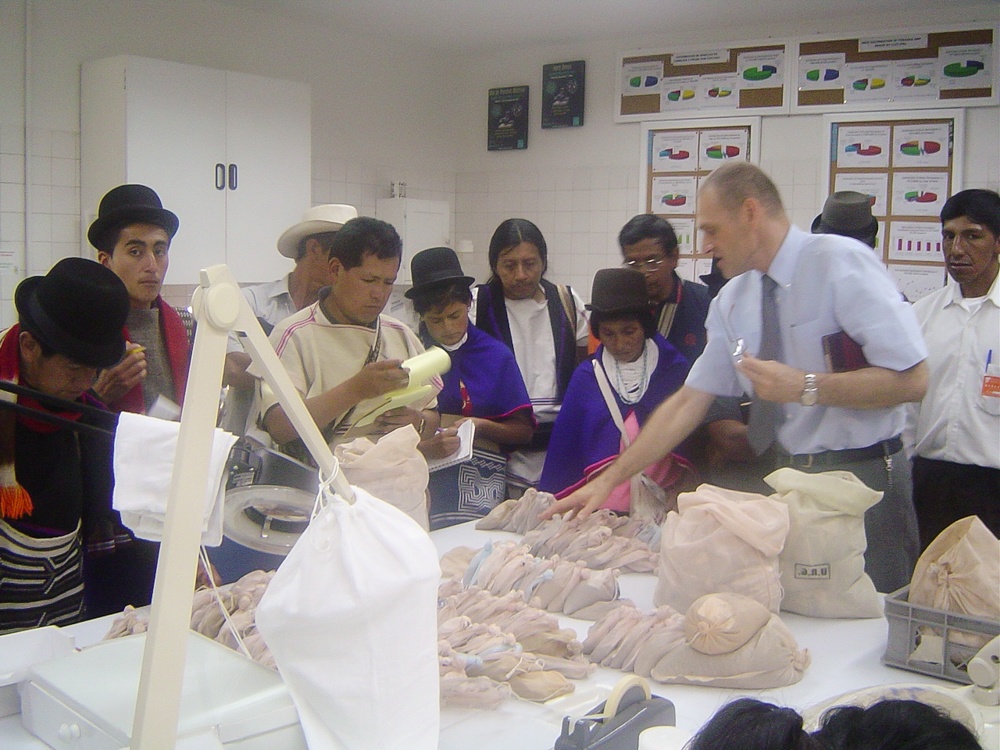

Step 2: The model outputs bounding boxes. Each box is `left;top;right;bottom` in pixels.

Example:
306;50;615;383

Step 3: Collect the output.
454;165;642;302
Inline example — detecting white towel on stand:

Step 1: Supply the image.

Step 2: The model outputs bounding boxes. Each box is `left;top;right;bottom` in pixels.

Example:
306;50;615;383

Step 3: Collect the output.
113;411;237;546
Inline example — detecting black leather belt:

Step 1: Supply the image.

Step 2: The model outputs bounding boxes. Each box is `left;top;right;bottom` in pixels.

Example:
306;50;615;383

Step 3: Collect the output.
781;436;903;469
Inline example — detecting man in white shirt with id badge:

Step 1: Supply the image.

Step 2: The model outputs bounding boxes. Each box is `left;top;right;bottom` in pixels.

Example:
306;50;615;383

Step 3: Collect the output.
908;189;1000;549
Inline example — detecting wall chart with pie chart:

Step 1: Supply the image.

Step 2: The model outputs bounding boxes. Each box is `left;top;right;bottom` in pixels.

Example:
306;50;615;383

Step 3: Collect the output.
641;119;759;281
794;26;995;113
822;110;963;302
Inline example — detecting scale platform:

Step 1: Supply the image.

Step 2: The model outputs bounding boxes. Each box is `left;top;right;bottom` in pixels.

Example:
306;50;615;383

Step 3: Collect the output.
20;631;305;749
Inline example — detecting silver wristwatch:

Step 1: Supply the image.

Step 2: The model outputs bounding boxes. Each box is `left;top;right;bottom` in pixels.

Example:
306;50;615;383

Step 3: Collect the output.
800;373;818;406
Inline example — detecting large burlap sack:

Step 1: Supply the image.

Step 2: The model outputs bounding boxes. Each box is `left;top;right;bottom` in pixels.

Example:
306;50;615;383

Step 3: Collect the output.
649;592;811;689
654;484;789;613
334;425;429;530
765;468;882;618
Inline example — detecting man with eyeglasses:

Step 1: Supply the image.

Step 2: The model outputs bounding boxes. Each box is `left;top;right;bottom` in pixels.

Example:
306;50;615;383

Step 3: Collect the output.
618;214;711;364
907;188;1000;548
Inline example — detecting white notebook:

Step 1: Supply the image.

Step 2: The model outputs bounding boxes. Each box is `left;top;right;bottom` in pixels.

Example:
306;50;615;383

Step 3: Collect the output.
426;419;476;472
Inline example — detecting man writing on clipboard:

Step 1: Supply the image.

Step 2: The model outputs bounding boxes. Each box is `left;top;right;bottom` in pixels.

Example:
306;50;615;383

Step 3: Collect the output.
256;217;451;461
544;162;928;594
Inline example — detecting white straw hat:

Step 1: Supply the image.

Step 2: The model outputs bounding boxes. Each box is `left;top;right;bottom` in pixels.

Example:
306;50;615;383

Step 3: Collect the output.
276;204;358;259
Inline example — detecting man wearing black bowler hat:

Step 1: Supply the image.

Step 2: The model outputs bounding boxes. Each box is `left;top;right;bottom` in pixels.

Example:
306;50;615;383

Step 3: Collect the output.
0;258;129;633
88;184;190;416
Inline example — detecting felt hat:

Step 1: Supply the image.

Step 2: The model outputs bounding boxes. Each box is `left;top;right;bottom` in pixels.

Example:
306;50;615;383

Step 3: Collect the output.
586;267;649;313
87;184;179;251
811;191;878;246
406;246;475;299
15;258;129;368
276;204;359;259
699;258;728;299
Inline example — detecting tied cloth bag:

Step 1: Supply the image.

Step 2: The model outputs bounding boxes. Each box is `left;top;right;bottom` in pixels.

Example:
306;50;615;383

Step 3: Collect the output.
655;485;789;614
649;592;810;689
909;516;1000;650
764;468;882;618
566;362;697;525
334;424;429;530
255;479;441;750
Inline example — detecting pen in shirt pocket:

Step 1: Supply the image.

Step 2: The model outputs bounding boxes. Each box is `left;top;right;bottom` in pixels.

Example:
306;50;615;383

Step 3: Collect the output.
986;349;994;374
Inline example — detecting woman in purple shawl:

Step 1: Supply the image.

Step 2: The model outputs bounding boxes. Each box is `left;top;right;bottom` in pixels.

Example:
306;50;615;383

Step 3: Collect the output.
539;268;691;512
408;247;535;529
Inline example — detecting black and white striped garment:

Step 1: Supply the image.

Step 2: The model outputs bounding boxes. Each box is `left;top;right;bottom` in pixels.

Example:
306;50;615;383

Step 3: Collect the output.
0;519;84;635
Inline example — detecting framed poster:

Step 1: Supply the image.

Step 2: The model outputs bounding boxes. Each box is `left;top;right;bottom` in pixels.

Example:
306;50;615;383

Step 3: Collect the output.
821;109;964;300
542;61;585;128
640;118;761;266
488;86;529;151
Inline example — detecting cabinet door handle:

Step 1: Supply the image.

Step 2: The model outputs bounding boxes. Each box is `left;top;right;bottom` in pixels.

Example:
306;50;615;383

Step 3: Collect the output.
215;163;226;190
228;163;238;191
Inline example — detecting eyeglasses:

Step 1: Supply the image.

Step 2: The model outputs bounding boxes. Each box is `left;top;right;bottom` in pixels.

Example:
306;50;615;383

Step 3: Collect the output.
623;257;666;272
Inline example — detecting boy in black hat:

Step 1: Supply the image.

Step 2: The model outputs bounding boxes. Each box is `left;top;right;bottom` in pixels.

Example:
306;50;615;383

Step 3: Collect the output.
408;246;535;528
89;184;191;416
0;258;129;633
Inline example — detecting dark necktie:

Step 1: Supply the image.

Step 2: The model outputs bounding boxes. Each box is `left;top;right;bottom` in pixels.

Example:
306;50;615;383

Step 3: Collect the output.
747;274;782;455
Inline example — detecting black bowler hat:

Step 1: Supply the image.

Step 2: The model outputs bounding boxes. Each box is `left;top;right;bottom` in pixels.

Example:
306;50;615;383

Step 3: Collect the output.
406;247;476;299
586;267;649;314
87;184;179;252
811;191;878;248
15;258;130;368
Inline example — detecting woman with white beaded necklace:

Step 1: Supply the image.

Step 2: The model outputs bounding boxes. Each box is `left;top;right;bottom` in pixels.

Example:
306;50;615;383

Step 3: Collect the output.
538;268;693;514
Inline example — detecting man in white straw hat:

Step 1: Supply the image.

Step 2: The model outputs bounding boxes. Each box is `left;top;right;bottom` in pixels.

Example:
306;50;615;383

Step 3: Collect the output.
222;205;357;409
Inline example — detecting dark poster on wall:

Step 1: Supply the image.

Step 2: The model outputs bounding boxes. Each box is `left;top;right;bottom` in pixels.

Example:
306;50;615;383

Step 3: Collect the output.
488;85;529;151
542;60;585;128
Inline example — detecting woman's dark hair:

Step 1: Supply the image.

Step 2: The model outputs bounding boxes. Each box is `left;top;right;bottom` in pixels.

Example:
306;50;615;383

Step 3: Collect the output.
813;700;982;750
590;308;656;342
687;699;819;750
411;281;473;316
940;188;1000;237
487;218;548;279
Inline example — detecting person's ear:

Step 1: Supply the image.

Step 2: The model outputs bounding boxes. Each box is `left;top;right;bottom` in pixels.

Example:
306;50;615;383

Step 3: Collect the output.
328;256;345;282
97;250;112;268
18;330;41;364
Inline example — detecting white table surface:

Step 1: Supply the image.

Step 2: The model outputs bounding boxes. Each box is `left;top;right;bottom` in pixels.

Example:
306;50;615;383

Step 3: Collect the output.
0;521;985;749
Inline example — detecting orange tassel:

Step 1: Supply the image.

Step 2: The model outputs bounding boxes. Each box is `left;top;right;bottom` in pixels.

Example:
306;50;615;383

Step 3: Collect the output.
0;480;32;520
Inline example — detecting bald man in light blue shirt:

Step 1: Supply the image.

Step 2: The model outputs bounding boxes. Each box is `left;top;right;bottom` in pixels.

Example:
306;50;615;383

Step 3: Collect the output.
547;162;927;593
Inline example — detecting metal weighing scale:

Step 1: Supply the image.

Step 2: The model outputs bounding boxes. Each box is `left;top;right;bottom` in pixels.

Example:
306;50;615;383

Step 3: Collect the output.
20;631;306;750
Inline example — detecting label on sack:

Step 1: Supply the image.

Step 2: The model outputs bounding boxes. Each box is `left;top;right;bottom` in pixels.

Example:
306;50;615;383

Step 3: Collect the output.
794;563;830;580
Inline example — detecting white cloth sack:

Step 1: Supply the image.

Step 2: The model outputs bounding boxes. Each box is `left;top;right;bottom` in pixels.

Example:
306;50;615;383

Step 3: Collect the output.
334;425;430;530
765;468;882;618
255;483;441;750
654;484;789;613
649;592;811;689
112;411;237;545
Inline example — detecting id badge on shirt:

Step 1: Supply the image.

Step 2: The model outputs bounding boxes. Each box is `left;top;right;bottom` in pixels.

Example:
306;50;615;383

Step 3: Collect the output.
983;374;1000;398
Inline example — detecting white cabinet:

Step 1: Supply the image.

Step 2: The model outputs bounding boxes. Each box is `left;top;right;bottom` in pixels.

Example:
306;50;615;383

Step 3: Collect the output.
81;55;311;284
376;198;451;284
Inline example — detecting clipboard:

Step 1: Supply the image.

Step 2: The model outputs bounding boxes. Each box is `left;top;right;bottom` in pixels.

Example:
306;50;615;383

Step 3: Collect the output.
350;347;450;428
